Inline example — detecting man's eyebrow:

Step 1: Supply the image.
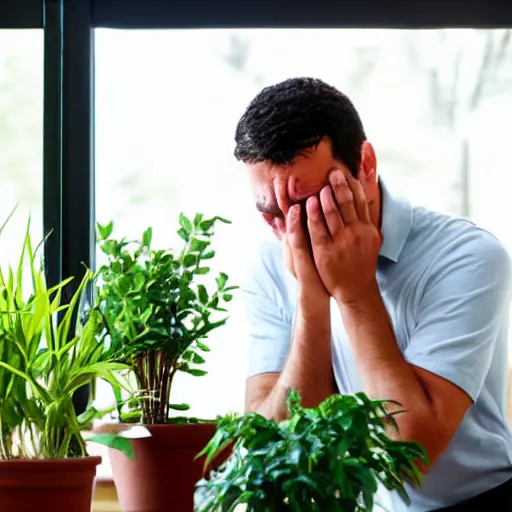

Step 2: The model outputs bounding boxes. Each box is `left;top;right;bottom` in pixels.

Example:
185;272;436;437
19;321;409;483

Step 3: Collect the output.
256;200;281;216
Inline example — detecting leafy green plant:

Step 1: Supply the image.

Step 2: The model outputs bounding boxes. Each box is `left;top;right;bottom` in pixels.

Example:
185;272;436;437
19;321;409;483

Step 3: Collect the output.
0;213;133;459
195;390;428;512
95;213;237;425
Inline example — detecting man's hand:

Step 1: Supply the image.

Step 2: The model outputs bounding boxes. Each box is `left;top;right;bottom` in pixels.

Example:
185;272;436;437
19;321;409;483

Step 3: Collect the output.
306;169;382;305
281;205;329;303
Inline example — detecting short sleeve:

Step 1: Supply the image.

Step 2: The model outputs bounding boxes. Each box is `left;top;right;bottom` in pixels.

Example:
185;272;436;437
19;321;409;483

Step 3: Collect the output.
243;243;293;378
405;231;511;402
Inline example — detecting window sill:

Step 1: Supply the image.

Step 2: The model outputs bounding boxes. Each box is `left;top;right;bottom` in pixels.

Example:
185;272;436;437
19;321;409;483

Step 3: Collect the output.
93;476;119;512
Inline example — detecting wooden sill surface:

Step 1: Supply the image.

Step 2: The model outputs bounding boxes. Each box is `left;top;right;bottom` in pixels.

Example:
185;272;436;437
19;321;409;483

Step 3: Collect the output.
93;477;120;512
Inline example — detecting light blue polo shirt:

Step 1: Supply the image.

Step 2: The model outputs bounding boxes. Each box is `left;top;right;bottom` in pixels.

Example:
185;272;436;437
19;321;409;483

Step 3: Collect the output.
243;178;512;511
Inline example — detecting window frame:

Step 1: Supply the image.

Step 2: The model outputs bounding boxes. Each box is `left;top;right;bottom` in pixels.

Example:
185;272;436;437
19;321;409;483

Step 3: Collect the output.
0;0;42;29
42;0;95;412
90;0;512;29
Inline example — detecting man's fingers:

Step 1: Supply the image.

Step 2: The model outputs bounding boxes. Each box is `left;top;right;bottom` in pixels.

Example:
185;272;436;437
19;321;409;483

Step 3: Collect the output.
286;204;308;250
329;170;358;224
319;185;344;238
275;177;290;216
286;203;320;280
306;195;331;247
347;173;371;223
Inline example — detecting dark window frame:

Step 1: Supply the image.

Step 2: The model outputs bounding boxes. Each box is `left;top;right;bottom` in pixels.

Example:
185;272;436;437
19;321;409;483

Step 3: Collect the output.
0;0;42;29
91;0;512;29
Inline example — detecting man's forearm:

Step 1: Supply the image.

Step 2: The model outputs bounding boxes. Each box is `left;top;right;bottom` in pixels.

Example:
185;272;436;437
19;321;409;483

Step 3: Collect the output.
338;282;441;462
256;295;335;422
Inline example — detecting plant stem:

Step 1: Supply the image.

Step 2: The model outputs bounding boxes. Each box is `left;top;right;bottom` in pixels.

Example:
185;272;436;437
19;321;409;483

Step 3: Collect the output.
0;415;8;459
147;350;155;421
135;351;177;424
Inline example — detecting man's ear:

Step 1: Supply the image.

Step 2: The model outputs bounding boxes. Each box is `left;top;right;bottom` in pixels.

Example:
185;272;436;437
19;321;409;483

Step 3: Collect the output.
356;141;377;186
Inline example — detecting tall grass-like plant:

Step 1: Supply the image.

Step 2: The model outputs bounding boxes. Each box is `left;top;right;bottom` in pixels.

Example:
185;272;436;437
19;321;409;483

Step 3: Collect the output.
195;390;428;512
0;214;133;459
95;213;237;425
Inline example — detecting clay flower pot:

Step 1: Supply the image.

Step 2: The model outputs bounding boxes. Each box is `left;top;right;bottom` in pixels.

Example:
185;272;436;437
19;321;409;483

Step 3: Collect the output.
110;423;223;512
0;456;101;512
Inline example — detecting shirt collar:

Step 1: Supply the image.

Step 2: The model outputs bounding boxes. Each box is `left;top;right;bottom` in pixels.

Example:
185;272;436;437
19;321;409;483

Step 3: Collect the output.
378;178;413;263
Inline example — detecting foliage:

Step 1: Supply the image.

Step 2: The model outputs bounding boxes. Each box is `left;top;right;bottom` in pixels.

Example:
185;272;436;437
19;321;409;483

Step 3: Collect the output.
95;213;237;424
195;390;428;512
0;211;133;459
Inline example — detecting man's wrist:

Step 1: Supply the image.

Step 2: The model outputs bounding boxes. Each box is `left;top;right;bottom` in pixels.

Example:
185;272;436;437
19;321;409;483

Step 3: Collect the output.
335;280;382;313
297;289;330;319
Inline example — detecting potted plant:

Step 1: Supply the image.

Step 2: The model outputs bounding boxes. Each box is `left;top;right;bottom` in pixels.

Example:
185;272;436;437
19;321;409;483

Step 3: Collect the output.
195;390;428;511
94;212;237;511
0;214;135;512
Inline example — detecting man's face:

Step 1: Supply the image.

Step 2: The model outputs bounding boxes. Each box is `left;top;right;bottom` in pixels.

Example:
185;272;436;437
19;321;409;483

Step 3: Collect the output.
245;138;355;240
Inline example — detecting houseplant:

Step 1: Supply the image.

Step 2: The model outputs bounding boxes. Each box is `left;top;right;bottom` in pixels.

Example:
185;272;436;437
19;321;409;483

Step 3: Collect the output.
94;212;237;511
195;390;428;511
0;214;135;512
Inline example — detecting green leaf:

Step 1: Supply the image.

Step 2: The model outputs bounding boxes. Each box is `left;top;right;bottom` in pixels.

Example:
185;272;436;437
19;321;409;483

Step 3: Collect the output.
182;254;197;267
216;272;228;290
193;213;204;227
169;403;191;411
87;433;135;460
77;407;102;425
190;238;209;253
214;216;231;225
100;239;118;256
0;205;18;237
199;219;215;231
179;213;193;233
184;368;208;377
133;273;145;291
195;267;210;275
142;227;153;247
177;227;189;241
97;221;114;240
191;352;205;365
202;250;215;260
196;341;210;352
197;285;208;305
120;410;142;424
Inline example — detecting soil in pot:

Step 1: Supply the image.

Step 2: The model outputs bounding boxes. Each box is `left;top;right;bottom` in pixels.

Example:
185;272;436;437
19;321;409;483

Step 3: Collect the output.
0;456;101;512
110;423;228;512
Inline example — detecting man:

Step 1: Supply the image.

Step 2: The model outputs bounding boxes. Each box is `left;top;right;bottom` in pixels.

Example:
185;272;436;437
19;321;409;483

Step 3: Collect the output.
235;77;512;511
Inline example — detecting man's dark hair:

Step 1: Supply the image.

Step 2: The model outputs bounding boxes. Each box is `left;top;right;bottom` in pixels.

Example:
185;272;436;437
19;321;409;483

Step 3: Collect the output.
234;77;366;175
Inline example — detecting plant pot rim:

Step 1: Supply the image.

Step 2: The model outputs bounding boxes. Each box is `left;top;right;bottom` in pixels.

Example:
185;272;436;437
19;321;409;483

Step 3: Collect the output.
114;421;217;429
0;456;102;466
144;421;217;428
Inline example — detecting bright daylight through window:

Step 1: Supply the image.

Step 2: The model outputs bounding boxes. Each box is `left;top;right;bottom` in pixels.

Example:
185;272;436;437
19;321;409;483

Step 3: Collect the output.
0;30;43;274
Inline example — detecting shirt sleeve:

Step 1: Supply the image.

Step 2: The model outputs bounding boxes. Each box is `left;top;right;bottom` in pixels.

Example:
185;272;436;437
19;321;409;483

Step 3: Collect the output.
404;230;511;402
243;243;292;378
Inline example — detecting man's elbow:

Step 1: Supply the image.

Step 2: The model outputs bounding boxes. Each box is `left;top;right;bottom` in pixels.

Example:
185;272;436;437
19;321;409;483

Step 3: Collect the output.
245;373;280;417
395;417;454;475
245;398;263;415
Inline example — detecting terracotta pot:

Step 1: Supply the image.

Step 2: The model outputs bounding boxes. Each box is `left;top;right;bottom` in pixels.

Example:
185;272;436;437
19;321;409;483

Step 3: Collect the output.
0;456;101;512
110;423;226;512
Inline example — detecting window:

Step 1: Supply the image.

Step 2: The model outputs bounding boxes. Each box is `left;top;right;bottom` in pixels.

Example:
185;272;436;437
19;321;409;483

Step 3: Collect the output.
0;30;43;272
94;28;512;439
